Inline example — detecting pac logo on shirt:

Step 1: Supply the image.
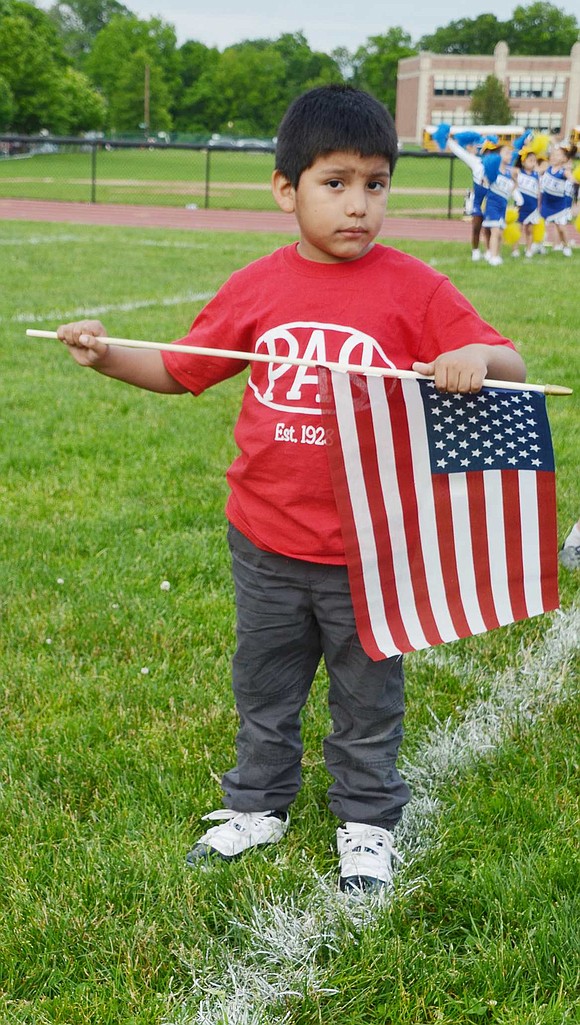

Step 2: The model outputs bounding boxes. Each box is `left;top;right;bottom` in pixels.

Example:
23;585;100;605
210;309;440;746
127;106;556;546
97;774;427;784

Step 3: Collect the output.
248;322;396;415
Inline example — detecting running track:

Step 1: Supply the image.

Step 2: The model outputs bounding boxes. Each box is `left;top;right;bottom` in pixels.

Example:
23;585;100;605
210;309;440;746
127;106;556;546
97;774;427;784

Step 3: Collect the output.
2;198;578;244
0;198;473;241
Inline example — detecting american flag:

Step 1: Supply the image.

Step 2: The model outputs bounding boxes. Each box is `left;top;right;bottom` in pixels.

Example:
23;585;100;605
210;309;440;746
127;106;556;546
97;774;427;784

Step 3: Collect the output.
318;370;559;661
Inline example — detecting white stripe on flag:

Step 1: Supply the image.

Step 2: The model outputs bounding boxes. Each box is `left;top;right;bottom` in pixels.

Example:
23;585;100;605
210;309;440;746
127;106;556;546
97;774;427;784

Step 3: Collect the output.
483;469;514;626
398;378;460;643
519;470;543;616
447;473;488;635
366;377;431;652
331;373;399;656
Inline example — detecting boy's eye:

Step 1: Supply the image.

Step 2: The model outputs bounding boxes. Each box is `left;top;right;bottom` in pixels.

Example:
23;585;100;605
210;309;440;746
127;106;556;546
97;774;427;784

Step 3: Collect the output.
327;179;343;189
368;180;386;191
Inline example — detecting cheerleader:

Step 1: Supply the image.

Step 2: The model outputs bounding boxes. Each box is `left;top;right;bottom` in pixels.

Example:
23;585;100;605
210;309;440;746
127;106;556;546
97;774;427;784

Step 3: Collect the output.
512;147;541;258
447;134;495;261
540;141;577;256
480;143;521;266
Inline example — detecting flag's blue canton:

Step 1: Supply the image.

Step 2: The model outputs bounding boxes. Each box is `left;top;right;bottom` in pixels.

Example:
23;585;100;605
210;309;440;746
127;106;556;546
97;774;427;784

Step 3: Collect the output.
420;381;555;475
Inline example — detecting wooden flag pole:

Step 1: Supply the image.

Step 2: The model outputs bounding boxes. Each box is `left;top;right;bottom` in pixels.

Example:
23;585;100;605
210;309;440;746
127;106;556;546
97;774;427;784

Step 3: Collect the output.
25;329;573;396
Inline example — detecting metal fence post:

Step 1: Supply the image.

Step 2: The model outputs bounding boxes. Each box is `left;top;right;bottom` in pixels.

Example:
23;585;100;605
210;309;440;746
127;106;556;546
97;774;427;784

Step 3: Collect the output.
91;141;97;204
204;148;211;209
447;154;454;220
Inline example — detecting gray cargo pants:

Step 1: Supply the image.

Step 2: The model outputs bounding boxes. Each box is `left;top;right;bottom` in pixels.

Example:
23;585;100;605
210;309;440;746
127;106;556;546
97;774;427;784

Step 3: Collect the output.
221;525;411;828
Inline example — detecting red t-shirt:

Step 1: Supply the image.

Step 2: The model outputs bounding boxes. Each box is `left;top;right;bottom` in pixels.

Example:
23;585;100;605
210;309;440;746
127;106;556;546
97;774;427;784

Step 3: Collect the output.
162;243;514;563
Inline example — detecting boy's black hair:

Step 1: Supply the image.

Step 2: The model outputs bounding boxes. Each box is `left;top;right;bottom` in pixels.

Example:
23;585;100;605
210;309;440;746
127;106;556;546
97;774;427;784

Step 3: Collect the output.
275;85;399;187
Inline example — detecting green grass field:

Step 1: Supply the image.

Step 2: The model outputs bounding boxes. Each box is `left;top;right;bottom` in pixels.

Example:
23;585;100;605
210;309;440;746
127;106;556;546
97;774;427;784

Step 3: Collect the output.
0;221;578;1025
0;149;472;214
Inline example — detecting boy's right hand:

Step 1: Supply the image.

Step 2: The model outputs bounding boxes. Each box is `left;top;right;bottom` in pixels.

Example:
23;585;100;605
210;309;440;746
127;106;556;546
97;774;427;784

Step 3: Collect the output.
56;320;109;367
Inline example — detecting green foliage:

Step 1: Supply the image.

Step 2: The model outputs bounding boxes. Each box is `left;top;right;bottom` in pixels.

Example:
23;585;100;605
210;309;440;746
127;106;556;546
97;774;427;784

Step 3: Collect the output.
419;2;579;55
0;9;69;132
47;0;132;61
504;1;580;55
419;14;505;54
353;29;416;114
470;74;513;125
108;49;172;133
60;67;107;131
0;70;15;129
85;13;178;132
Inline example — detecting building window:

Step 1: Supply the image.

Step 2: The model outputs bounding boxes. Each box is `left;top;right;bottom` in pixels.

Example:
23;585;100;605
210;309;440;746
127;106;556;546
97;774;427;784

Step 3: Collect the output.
433;73;485;96
509;75;567;99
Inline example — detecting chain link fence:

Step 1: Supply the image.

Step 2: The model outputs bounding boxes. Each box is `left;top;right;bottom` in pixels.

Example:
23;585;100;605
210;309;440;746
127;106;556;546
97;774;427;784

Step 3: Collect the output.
0;136;472;219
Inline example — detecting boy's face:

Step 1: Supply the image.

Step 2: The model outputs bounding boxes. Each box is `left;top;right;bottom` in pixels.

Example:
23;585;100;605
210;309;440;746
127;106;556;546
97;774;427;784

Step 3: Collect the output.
272;151;390;263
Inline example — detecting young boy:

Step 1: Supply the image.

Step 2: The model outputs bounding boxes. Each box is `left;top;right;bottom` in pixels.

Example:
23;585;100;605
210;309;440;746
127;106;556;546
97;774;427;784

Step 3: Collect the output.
57;86;526;894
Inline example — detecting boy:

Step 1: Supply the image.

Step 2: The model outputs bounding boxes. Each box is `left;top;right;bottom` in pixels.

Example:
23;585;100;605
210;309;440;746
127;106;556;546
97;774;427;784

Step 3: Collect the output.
57;86;526;894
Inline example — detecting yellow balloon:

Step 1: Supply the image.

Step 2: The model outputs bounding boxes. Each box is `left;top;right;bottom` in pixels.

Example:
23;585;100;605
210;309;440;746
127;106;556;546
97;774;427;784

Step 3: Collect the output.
503;222;521;244
505;207;518;224
532;218;545;243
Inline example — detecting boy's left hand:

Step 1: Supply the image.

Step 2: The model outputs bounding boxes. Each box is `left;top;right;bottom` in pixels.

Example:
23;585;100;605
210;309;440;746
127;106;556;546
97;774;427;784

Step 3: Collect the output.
412;350;488;394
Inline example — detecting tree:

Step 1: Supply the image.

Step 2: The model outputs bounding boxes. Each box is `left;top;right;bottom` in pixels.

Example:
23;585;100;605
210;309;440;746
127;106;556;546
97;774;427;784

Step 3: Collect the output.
61;66;106;131
504;2;579;55
172;39;220;132
188;42;288;135
85;14;178;131
470;75;512;124
418;3;579;55
353;29;416;114
0;72;15;129
419;14;505;54
0;9;69;131
48;0;132;61
108;50;172;133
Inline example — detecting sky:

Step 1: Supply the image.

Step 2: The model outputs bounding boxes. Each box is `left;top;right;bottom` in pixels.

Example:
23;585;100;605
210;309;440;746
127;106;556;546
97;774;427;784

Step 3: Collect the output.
110;0;580;51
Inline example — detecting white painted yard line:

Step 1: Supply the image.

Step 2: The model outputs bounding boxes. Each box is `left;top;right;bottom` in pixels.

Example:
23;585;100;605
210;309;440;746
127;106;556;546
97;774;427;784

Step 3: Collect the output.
165;605;579;1025
5;291;216;325
0;233;242;251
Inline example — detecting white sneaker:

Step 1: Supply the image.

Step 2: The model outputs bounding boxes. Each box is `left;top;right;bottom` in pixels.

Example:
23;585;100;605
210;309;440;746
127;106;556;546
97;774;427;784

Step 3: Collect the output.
337;822;403;894
559;544;580;570
186;809;289;864
483;249;492;262
511;248;520;258
488;255;503;266
471;249;481;262
562;246;572;257
525;249;534;258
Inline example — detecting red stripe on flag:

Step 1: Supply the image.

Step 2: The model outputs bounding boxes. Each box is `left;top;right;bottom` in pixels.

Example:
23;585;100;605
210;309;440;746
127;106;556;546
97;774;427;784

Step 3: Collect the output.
536;471;559;611
431;473;473;638
501;471;529;622
387;382;444;648
353;383;413;655
466;471;501;631
318;374;384;661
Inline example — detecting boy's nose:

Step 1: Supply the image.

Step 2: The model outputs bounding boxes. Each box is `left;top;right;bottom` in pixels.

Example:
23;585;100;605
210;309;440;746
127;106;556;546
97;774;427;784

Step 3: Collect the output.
345;188;367;216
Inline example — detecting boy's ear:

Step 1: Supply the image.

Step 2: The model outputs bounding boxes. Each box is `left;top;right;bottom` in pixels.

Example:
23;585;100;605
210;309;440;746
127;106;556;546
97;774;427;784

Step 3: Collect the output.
271;169;296;213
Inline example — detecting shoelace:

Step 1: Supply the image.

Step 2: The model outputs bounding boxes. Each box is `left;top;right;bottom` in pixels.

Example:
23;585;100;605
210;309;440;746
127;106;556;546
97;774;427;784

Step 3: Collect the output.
202;809;274;829
341;826;404;865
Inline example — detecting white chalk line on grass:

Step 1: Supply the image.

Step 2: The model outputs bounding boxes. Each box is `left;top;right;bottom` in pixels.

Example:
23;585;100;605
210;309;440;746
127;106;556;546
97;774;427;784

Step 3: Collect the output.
0;234;242;251
6;291;216;326
165;605;579;1025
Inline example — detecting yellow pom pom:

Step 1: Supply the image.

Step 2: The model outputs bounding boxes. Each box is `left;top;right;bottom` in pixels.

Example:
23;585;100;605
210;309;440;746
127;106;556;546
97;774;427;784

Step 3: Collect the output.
573;164;580;183
503;222;521;245
505;207;518;224
532;218;545;244
575;212;580;234
529;133;550;159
